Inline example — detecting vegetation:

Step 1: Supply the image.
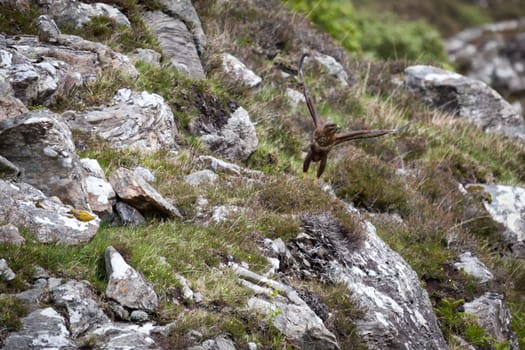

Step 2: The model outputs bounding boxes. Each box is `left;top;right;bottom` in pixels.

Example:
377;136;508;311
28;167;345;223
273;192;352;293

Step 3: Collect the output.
1;0;525;348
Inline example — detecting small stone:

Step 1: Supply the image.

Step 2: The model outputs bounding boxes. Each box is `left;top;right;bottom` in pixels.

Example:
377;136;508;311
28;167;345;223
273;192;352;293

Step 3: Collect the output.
130;310;149;322
0;258;16;281
0;224;25;246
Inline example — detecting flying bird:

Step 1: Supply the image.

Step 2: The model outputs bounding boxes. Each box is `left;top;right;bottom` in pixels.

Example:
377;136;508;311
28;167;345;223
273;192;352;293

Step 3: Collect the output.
298;53;408;181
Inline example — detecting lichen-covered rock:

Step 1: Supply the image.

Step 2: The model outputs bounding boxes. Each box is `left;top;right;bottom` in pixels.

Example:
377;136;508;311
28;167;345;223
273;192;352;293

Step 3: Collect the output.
2;307;77;350
143;11;205;79
466;184;525;258
89;322;162;350
64;88;178;152
184;170;218;187
51;280;110;338
454;252;494;283
0;81;27;121
0;110;90;209
196;106;259;161
80;158;115;218
233;264;340;350
0;223;25;245
105;246;159;312
463;293;518;349
129;48;162;67
285;214;448;350
0;258;15;281
109;167;182;219
0;179;99;245
47;0;131;29
221;53;262;88
404;65;525;142
306;53;349;86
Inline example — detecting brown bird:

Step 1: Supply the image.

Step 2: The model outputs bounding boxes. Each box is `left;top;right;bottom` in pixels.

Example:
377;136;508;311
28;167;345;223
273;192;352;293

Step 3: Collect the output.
298;53;408;181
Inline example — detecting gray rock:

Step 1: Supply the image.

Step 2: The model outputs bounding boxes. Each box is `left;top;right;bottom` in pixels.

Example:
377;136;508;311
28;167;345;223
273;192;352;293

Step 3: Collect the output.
81;158;115;218
114;201;146;227
221;53;262;88
0;110;90;209
463;293;518;349
445;19;525;97
105;246;159;312
286;214;448;350
233;264;339;350
48;0;131;29
158;0;207;56
0;258;15;281
0;223;25;245
129;48;162;67
466;184;525;257
198;155;263;177
454;252;494;283
133;166;156;183
36;14;61;44
51;280;110;337
109;167;182;219
184;170;218;187
404;65;525;142
211;205;246;223
108;301;130;320
2;307;77;350
64;88;178;153
308;53;349;86
144;11;205;79
15;278;48;304
89;322;161;350
286;88;306;107
130;310;149;322
0;179;100;245
197;106;259;161
0;81;27;121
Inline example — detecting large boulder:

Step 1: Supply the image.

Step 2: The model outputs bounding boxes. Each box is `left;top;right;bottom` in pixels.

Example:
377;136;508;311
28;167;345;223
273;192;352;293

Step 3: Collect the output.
47;0;131;29
466;184;525;258
0;110;91;209
404;65;525;142
64;89;178;152
445;19;525;98
143;11;205;79
192;106;259;161
104;246;159;312
285;214;448;350
0;179;99;245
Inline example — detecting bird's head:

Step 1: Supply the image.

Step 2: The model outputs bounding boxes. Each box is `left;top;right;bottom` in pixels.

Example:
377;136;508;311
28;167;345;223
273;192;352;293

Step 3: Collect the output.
323;122;341;135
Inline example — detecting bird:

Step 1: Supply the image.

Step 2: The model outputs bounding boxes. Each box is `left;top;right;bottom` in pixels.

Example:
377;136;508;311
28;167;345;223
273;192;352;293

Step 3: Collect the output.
298;53;408;181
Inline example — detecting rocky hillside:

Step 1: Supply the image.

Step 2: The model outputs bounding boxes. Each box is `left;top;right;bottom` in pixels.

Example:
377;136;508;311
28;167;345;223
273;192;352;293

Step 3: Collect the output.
1;0;525;349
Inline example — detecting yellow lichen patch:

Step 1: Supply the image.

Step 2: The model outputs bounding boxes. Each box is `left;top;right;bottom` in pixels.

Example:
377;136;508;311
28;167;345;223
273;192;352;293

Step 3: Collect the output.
68;209;96;222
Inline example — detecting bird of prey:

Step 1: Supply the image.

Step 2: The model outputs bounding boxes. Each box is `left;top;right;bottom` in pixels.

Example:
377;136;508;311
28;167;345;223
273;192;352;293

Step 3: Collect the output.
298;53;408;181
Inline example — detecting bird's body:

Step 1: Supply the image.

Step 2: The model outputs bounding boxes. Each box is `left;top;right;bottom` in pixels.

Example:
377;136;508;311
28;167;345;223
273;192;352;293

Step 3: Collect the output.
298;53;408;180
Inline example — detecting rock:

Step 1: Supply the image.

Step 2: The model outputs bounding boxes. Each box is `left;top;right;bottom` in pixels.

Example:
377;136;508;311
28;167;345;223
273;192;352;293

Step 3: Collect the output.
114;201;146;226
404;65;525;142
48;0;131;29
233;264;340;350
109;167;182;219
63;88;178;152
197;106;259;161
188;335;237;350
0;179;99;245
0;258;15;281
174;273;195;302
184;170;218;187
221;53;262;88
463;293;518;348
158;0;207;56
0;155;20;180
0;81;27;120
454;252;494;283
81;158;115;219
36;14;61;44
0;28;137;107
51;280;110;338
211;205;246;223
133;166;156;183
143;11;205;79
466;184;525;258
15;278;48;304
0;110;90;209
2;307;77;350
286;88;306;107
105;246;159;312
285;214;448;350
309;53;349;86
108;301;130;320
445;19;525;97
198;155;262;177
130;310;149;322
89;322;161;350
0;223;25;245
129;48;162;67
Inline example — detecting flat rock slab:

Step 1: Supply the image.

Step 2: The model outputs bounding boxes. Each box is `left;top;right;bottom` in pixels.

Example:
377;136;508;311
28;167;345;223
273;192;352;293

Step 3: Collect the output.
0;179;99;245
105;246;159;312
109;167;182;219
48;0;131;29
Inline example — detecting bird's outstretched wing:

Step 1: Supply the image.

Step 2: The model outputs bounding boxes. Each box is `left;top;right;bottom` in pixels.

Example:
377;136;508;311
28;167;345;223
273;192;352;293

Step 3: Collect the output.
334;122;410;145
298;54;321;128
